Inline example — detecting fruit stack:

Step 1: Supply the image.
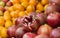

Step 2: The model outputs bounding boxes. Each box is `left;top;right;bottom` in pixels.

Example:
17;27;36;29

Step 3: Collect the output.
0;0;60;38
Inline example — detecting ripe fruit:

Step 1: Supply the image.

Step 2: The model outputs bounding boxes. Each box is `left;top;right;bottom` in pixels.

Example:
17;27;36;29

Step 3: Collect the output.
5;20;12;28
13;4;25;11
0;10;4;16
49;0;60;6
47;13;60;28
15;27;26;38
36;13;46;25
10;10;19;18
7;25;17;37
21;2;28;8
18;11;26;17
44;4;48;11
36;3;44;12
26;5;35;12
23;32;36;38
0;1;5;7
35;34;49;38
50;27;60;38
4;11;11;20
0;27;7;38
37;24;52;35
41;0;49;5
0;6;5;11
3;0;9;3
45;4;60;15
29;0;37;6
15;17;24;27
0;16;5;26
6;1;13;6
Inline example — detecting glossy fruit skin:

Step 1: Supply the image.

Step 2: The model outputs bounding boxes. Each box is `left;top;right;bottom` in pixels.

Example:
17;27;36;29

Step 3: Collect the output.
7;25;17;37
37;24;52;35
6;1;13;7
47;13;60;28
49;0;60;6
50;27;60;38
45;4;60;15
15;17;24;27
23;32;36;38
35;34;49;38
15;27;26;38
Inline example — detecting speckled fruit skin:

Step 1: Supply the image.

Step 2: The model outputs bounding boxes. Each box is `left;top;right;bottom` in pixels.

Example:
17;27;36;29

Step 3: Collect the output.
7;25;17;37
23;32;36;38
50;27;60;38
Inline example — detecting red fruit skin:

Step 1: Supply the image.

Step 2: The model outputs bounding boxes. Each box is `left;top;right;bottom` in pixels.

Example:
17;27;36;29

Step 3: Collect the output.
37;24;52;35
7;25;17;37
36;13;46;25
50;27;60;38
47;13;60;28
15;17;24;27
35;34;49;38
49;0;60;6
45;4;60;15
3;0;9;3
6;1;13;6
15;27;26;38
0;6;5;12
23;32;36;38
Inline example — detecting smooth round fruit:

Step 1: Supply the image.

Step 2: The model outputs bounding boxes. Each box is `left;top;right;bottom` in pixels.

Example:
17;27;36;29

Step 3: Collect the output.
23;32;36;38
35;34;49;38
0;10;4;16
5;20;12;28
10;10;19;18
41;0;49;5
15;17;24;26
15;27;26;38
45;4;60;15
6;1;13;6
47;13;60;28
36;3;44;12
44;4;48;11
7;25;17;37
0;1;5;7
4;11;11;20
37;24;52;35
0;16;5;26
21;2;28;8
13;4;25;11
49;0;60;6
0;27;7;38
50;27;60;38
19;11;26;17
29;0;37;6
8;6;14;12
26;5;35;12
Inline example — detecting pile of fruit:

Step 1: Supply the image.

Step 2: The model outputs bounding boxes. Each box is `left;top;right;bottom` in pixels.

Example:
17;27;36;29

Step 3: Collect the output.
0;0;60;38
